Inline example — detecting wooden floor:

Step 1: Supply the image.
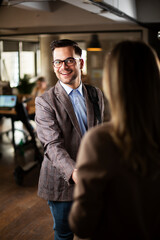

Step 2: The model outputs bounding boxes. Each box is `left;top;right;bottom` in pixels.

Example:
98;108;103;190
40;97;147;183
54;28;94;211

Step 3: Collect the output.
0;118;54;240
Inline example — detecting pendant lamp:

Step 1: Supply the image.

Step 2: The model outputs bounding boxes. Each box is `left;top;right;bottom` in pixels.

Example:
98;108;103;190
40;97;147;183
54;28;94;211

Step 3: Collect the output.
87;34;102;51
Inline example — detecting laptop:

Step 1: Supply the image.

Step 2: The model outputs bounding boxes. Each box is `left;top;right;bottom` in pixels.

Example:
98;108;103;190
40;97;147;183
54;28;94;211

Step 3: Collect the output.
0;95;17;110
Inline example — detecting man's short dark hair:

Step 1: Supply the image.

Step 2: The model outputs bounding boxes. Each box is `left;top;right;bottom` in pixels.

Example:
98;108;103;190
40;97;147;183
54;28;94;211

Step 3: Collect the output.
50;39;82;57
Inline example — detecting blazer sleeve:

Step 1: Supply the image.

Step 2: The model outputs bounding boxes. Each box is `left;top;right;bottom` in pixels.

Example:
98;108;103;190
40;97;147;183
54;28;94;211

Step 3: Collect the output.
69;127;108;238
35;95;75;184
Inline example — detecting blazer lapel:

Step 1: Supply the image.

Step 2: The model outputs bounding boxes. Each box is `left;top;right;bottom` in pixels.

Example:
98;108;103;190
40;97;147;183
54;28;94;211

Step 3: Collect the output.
83;84;95;129
55;81;82;138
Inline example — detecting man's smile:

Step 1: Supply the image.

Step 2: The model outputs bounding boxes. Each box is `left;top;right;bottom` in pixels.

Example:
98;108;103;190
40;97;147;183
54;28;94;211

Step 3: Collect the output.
60;70;72;76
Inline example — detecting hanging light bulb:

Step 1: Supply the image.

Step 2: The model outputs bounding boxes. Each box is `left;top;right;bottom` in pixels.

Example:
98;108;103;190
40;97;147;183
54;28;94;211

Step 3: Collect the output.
87;34;102;51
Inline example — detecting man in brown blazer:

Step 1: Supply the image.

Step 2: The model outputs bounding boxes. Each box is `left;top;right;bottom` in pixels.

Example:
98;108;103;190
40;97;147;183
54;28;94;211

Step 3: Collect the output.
35;39;104;240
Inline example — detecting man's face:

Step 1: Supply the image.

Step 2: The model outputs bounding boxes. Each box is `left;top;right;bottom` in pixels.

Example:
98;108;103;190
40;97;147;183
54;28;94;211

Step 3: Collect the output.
53;46;84;89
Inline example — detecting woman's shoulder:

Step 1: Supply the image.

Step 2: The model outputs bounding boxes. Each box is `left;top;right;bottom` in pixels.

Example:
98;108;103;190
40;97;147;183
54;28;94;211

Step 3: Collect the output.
82;122;116;153
80;122;121;170
85;122;113;141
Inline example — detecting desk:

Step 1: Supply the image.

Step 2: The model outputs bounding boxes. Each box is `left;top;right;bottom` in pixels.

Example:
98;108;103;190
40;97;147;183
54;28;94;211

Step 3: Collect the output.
0;106;35;150
0;108;16;115
0;106;35;115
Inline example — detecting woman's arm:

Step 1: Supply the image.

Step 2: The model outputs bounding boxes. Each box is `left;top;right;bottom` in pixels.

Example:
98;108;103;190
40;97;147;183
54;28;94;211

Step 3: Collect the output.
69;127;108;238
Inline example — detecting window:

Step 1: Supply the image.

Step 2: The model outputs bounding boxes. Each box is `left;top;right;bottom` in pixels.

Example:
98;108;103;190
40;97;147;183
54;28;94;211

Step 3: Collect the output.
20;51;35;79
0;40;40;87
1;51;19;87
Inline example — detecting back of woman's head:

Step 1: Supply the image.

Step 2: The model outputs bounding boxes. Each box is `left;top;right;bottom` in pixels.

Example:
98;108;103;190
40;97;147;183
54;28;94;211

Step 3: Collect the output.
103;40;160;174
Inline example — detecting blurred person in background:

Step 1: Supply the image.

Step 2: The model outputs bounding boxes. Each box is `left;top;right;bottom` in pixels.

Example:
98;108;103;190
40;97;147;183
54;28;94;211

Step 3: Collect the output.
31;76;48;97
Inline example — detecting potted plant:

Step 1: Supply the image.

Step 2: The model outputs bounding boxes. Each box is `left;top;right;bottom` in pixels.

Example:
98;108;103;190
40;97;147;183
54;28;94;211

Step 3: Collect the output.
17;74;35;94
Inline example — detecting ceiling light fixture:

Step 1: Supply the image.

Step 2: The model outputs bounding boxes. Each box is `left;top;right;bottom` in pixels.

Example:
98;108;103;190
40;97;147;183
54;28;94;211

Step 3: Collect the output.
87;34;102;51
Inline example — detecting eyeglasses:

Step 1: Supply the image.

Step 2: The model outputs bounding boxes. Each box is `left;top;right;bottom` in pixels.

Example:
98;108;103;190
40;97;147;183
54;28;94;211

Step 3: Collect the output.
52;57;80;68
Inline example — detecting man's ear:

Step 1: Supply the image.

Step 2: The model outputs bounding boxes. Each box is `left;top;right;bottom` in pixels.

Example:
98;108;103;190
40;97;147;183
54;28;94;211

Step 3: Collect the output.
80;59;84;69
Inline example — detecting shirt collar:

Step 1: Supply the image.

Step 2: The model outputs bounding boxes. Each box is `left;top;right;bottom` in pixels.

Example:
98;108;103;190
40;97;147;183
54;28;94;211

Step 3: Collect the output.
60;80;83;96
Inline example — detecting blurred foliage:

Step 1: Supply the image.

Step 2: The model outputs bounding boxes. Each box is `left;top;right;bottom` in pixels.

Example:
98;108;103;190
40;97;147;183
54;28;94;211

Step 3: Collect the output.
17;74;35;94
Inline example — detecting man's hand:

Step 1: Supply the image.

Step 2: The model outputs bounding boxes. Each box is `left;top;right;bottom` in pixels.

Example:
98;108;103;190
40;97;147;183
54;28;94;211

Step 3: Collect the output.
72;169;78;184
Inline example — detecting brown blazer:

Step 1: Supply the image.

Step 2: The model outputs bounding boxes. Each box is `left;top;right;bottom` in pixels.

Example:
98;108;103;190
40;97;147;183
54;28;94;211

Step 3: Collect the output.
35;81;104;201
69;122;160;240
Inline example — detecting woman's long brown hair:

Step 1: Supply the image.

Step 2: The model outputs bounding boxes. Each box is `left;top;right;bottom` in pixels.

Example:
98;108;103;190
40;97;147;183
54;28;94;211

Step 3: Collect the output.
103;40;160;175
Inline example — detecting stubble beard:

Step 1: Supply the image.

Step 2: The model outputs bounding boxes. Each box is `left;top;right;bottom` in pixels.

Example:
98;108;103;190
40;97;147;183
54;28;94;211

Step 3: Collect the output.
68;73;79;85
60;72;80;87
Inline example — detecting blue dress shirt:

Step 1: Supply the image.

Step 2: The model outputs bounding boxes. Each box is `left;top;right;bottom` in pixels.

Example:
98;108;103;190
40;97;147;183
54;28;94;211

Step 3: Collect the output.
60;81;87;135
